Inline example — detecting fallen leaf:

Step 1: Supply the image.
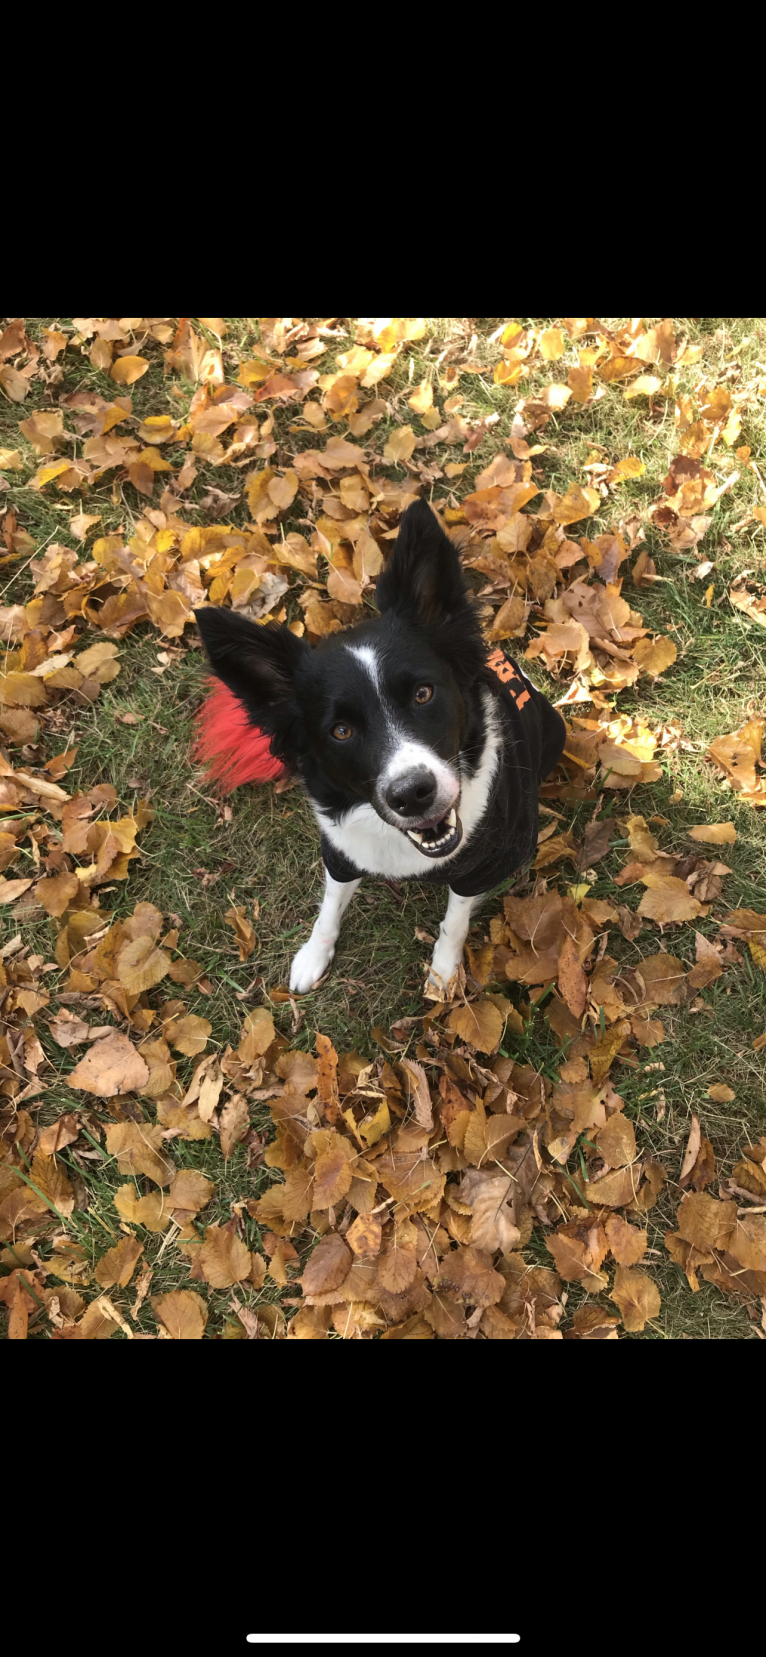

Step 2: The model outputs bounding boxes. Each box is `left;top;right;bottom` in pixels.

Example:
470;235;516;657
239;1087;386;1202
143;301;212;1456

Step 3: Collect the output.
637;872;703;924
447;999;504;1053
110;356;149;386
117;935;171;994
383;426;417;464
604;1214;647;1266
433;1245;505;1308
94;1235;144;1289
707;1083;735;1103
679;1116;702;1187
595;1112;636;1169
104;1122;174;1185
152;1289;208;1339
346;1213;383;1257
167;1170;215;1215
224;905;257;960
688;822;736;844
461;1169;520;1254
301;1232;352;1296
610;1266;661;1331
67;1032;150;1098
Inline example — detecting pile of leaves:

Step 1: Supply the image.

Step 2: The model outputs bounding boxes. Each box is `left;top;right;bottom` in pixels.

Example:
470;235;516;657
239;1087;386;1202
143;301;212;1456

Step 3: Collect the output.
1;314;766;1338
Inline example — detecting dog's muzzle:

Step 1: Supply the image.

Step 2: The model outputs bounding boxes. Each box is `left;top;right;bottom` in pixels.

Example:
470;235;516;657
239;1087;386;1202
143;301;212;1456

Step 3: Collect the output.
402;805;463;857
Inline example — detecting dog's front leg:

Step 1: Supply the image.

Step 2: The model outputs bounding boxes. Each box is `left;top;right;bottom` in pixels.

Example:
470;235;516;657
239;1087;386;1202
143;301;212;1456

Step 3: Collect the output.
429;888;484;993
289;869;361;994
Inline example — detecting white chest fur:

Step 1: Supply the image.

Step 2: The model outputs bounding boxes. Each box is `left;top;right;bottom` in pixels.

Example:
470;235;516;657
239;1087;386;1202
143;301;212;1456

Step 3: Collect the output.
310;689;501;880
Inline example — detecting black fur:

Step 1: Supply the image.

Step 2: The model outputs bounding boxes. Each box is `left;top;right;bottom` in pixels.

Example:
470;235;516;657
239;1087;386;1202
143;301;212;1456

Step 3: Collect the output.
195;501;491;822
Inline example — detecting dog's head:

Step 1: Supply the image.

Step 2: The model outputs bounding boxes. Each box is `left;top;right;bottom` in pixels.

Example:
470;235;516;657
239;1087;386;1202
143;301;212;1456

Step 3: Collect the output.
195;501;488;857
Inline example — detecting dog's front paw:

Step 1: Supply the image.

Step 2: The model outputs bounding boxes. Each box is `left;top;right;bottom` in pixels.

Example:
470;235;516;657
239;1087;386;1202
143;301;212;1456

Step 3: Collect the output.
289;935;335;994
427;938;463;998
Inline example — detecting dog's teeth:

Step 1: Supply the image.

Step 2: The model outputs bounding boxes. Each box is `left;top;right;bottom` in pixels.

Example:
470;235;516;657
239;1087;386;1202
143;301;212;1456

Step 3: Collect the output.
446;808;456;828
407;829;423;843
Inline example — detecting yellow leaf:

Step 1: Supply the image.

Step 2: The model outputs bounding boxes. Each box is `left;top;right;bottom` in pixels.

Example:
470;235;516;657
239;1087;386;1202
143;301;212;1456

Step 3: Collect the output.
0;876;34;904
94;1235;144;1289
238;1007;275;1064
110;356;149;386
567;365;592;402
624;375;663;400
31;460;71;489
494;360;525;386
164;1014;211;1057
447;999;504;1054
114;1184;170;1231
707;1083;735;1102
631;635;677;677
152;1289;208;1339
610;1267;660;1331
550;484;600;525
117;935;171;994
407;379;434;415
68;1032;150;1098
606;456;646;485
167;1169;216;1215
196;1224;252;1288
224;905;257;961
637;873;703;924
539;327;565;361
104;1121;173;1186
688;822;736;844
383;425;417;464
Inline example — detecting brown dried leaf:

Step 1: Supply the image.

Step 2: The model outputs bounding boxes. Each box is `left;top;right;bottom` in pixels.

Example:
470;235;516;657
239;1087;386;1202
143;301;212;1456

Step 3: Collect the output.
301;1232;352;1296
167;1170;215;1215
117;935;171;994
447;999;504;1054
219;1094;250;1160
610;1266;661;1332
152;1289;208;1339
196;1225;252;1288
94;1235;144;1289
104;1122;174;1186
676;1191;736;1251
224;905;256;961
312;1149;352;1209
604;1213;647;1266
67;1032;150;1098
433;1245;505;1308
594;1112;636;1169
347;1213;383;1257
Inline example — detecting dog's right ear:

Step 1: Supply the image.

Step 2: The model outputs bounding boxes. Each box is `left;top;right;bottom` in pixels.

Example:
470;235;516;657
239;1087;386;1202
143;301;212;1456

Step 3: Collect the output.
375;499;471;628
195;608;308;715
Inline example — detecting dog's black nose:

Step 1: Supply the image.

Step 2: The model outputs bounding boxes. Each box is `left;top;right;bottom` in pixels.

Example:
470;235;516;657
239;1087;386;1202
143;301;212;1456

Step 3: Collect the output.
386;768;437;817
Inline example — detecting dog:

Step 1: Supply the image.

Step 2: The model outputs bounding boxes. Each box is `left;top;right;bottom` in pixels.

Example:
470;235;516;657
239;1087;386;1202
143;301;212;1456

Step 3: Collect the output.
195;500;566;995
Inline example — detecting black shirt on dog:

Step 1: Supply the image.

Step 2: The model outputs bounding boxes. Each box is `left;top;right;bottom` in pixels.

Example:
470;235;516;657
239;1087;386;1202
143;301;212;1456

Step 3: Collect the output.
320;651;566;898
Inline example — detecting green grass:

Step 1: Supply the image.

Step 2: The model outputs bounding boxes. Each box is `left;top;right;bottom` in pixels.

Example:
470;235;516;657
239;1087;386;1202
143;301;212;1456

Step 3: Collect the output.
2;315;766;1339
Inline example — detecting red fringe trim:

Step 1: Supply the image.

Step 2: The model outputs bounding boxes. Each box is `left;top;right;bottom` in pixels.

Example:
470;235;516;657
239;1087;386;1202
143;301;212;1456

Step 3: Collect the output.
193;680;287;794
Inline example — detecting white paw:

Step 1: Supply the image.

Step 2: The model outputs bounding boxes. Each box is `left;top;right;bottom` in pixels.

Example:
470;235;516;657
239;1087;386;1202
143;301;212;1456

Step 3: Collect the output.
289;935;336;994
428;936;463;994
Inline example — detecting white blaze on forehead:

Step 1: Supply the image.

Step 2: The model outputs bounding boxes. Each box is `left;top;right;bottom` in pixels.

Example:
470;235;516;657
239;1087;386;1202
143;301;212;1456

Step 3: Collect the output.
347;643;381;688
346;641;459;806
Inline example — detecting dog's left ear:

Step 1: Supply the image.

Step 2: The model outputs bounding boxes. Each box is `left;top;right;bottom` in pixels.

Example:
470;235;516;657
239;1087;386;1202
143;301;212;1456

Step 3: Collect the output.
376;500;471;628
194;607;308;715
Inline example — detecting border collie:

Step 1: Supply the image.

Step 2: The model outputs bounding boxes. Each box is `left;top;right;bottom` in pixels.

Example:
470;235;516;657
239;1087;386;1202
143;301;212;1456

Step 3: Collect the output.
195;500;566;994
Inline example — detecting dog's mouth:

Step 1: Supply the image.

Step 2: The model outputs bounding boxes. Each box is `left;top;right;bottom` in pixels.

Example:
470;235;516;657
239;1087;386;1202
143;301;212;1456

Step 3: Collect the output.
401;805;463;858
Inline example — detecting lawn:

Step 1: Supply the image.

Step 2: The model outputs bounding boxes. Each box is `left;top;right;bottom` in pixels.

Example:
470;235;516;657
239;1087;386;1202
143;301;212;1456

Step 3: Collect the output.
1;314;765;1339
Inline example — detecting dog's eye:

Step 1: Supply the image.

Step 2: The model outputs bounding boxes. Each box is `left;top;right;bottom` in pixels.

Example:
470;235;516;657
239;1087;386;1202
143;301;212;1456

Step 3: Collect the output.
414;684;433;705
331;722;353;741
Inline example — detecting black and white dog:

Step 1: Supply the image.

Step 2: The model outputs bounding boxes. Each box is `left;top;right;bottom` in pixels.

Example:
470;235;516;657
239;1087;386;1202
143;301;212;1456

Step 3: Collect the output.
196;501;566;994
